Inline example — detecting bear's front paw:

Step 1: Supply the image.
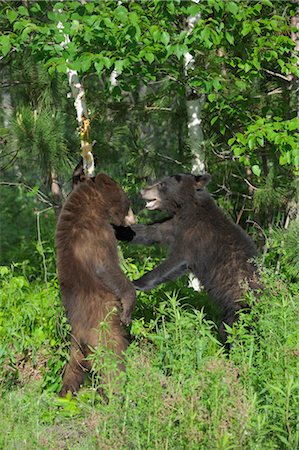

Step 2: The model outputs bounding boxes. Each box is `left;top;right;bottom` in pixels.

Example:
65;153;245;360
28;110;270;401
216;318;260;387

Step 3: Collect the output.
133;278;149;291
120;310;132;326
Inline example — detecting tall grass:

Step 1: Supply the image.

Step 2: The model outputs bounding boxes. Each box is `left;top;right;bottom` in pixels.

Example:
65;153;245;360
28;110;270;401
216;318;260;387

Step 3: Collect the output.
0;263;298;449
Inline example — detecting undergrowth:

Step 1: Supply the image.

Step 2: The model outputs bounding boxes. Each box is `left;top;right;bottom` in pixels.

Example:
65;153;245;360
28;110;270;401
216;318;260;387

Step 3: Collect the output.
0;260;298;449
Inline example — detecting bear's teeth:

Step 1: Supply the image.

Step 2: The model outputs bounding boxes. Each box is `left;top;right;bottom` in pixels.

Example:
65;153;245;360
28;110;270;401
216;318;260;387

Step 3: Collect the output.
146;200;157;210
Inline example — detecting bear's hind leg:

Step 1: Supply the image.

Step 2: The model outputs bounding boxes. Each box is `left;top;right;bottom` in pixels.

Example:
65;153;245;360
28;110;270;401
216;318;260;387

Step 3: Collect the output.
59;339;87;397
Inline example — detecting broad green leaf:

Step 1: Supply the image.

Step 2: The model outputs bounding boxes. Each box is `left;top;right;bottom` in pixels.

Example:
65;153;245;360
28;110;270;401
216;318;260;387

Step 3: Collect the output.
248;136;256;150
160;31;170;46
18;5;29;16
0;35;11;57
115;5;128;22
225;32;234;45
104;17;114;29
226;2;238;16
208;93;216;102
241;22;252;36
94;61;103;74
187;4;202;16
252;165;261;176
114;60;124;73
145;53;155;64
6;9;18;23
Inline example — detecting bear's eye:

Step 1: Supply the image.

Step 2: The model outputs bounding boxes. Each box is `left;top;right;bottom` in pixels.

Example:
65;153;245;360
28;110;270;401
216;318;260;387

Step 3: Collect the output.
159;182;166;190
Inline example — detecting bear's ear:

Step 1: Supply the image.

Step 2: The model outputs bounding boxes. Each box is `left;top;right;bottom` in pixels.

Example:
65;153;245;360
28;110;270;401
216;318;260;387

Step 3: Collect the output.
95;173;115;188
194;173;211;189
72;159;86;188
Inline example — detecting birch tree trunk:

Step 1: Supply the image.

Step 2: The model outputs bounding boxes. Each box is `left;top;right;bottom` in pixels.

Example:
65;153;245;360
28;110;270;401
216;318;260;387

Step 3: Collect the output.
58;23;94;177
184;1;205;291
1;76;12;129
184;0;205;175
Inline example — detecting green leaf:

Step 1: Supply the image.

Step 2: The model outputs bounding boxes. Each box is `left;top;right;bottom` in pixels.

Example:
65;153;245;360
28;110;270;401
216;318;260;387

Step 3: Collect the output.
0;35;11;57
226;2;238;16
241;22;252;36
233;146;245;156
6;9;18;23
225;32;234;45
211;116;218;125
248;136;256;150
115;5;128;22
114;60;124;73
104;17;114;29
145;52;155;64
160;31;170;46
187;4;201;16
18;5;29;16
252;165;261;176
208;93;216;102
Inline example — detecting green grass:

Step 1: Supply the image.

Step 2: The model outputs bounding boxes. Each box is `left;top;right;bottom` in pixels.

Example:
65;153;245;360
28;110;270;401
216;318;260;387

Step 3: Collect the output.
0;262;298;449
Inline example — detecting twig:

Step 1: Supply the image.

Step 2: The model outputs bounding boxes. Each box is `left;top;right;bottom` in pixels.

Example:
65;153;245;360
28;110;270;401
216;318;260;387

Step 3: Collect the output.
253;88;283;98
155;152;189;169
246;220;268;252
144;106;172;112
0;181;53;207
231;173;258;191
262;68;292;82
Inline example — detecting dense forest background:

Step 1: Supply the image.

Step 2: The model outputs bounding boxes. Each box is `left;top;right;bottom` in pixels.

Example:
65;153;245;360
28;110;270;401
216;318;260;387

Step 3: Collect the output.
0;1;298;449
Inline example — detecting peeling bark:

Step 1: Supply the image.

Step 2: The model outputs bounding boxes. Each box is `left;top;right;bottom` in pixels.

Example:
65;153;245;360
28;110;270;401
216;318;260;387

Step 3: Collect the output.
184;0;205;176
58;23;94;177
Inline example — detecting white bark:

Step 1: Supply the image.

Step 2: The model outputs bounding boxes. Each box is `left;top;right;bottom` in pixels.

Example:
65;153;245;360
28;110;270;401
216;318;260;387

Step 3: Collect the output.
186;97;205;174
184;0;205;176
1;68;13;129
57;22;95;177
185;0;205;291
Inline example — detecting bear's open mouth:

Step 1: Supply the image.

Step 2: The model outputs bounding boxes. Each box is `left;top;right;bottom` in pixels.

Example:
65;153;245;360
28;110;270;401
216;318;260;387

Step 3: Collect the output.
145;199;159;210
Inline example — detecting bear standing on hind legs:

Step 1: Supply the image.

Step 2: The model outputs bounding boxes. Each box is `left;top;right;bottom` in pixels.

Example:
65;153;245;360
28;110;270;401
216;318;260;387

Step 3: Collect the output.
56;173;136;397
117;173;261;343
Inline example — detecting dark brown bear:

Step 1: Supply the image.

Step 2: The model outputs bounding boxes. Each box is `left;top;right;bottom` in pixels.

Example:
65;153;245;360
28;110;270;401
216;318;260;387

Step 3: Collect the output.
117;174;260;343
56;173;136;396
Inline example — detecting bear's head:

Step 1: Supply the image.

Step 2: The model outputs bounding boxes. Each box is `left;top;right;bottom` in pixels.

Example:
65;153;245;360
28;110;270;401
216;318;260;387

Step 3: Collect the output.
95;173;135;227
140;173;211;213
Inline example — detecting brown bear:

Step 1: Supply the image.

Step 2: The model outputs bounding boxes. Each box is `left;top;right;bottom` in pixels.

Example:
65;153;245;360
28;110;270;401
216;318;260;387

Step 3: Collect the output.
116;173;261;343
56;173;136;396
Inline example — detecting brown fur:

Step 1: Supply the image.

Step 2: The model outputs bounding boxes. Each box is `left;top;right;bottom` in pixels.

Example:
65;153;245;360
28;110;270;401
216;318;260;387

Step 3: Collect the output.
56;174;136;396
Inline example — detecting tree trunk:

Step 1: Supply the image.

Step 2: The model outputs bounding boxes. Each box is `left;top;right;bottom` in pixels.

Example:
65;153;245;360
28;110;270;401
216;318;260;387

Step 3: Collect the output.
58;22;95;177
184;1;205;291
184;0;206;175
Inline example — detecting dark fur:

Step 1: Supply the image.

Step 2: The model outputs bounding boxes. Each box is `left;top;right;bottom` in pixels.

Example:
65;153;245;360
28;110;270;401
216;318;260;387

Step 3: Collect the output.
118;174;260;342
56;173;136;396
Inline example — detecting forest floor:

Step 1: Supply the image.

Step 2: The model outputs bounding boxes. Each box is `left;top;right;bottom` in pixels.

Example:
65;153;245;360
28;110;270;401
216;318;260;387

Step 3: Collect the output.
0;259;298;449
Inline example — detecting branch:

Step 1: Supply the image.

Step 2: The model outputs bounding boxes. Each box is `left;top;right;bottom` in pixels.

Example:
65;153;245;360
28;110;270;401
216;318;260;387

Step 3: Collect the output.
0;181;53;207
144;106;172;112
155;152;189;169
262;68;292;82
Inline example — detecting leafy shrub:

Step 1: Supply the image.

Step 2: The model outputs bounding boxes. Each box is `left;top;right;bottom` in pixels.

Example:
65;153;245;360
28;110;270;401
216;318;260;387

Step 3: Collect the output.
0;265;69;393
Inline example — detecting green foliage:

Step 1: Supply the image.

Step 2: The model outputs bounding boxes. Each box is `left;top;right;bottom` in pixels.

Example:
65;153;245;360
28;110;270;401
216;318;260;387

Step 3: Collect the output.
0;266;69;393
0;0;298;182
265;219;299;281
13;106;70;178
228;117;299;174
0;264;298;449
